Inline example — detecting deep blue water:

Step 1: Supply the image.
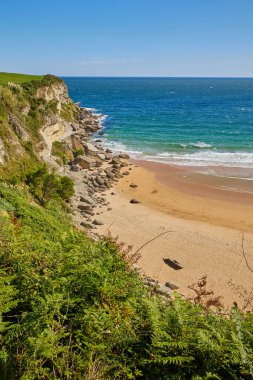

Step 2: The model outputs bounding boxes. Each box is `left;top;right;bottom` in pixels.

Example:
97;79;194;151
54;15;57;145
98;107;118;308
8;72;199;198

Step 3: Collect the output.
63;77;253;170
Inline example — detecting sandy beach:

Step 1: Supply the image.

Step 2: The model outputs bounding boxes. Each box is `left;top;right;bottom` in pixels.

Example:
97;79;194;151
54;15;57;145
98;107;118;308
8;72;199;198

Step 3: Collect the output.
95;160;253;309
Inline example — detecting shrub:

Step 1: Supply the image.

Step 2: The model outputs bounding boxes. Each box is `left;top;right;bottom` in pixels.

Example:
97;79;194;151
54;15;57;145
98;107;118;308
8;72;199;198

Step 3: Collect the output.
73;147;84;157
26;166;74;204
51;141;73;164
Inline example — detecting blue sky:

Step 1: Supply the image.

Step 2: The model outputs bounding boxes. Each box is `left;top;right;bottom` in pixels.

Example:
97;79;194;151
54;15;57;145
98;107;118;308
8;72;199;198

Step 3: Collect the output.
1;0;253;77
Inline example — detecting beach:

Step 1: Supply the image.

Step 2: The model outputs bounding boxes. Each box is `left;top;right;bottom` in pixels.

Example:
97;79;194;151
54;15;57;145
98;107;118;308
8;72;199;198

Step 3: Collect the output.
62;76;253;309
95;160;253;309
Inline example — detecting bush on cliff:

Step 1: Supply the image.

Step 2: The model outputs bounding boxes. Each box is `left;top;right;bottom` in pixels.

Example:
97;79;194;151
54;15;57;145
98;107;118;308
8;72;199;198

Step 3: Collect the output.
25;165;74;205
0;184;252;380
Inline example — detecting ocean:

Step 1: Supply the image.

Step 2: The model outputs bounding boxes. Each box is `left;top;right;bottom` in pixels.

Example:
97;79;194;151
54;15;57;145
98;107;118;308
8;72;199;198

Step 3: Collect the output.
64;77;253;178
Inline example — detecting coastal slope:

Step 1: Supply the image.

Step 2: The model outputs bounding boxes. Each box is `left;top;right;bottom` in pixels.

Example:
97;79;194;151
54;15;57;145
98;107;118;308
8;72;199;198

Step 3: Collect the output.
0;73;252;379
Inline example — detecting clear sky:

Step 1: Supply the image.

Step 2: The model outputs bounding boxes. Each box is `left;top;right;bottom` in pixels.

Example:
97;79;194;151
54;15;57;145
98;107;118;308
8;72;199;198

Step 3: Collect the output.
1;0;253;77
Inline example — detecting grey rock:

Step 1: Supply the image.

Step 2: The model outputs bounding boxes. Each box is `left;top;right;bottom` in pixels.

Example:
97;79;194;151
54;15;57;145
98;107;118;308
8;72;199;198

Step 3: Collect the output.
73;155;96;170
83;142;99;156
105;152;113;159
111;158;121;165
70;164;82;172
165;281;180;290
71;122;79;131
95;160;103;168
95;176;104;185
119;153;130;159
92;219;104;225
77;203;91;211
97;153;105;160
80;195;94;205
156;284;172;296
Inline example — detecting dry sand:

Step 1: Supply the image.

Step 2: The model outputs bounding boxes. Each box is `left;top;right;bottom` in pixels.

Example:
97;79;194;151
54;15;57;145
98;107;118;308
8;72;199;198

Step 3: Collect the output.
95;160;253;308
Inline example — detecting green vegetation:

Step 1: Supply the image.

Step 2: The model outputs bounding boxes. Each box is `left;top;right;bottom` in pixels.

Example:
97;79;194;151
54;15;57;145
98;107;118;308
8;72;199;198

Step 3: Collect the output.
73;147;85;157
0;72;42;86
51;141;74;165
0;184;252;379
26;165;74;205
60;102;78;122
0;72;253;379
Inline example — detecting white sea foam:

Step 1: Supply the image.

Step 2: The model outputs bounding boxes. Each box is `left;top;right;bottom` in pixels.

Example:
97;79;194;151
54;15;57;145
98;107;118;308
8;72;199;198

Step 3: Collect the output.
86;107;99;112
180;141;212;149
98;138;144;156
147;151;253;169
85;107;108;129
100;137;253;171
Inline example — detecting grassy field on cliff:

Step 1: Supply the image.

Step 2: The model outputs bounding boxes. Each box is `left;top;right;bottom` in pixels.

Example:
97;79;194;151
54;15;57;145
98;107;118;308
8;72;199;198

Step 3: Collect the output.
0;72;42;85
0;74;252;379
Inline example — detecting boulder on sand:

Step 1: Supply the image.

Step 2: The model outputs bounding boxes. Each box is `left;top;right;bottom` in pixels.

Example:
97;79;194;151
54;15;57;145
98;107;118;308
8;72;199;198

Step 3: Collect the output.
83;142;99;157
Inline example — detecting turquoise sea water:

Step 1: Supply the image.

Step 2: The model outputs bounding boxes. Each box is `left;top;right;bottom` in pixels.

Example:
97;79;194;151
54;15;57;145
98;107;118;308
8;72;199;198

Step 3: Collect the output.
64;77;253;176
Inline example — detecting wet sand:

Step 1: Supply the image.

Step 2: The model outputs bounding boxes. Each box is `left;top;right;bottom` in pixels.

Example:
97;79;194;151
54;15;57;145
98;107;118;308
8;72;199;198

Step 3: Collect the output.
95;160;253;308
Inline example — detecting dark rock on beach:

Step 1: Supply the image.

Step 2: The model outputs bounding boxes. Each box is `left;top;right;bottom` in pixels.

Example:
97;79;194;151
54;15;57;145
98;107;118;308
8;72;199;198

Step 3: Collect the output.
130;198;141;204
163;258;184;270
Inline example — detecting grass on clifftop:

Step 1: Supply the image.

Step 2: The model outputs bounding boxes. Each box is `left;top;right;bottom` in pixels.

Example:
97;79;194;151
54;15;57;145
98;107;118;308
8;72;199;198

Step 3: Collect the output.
0;72;42;86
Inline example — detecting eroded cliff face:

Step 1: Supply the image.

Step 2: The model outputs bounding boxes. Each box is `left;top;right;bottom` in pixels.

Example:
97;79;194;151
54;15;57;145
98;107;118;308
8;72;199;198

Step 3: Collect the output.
0;76;75;176
36;81;70;107
37;82;74;162
0;75;102;179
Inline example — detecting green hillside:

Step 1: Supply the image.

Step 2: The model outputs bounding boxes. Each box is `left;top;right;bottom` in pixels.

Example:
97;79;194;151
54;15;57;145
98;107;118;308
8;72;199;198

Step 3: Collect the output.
0;72;42;85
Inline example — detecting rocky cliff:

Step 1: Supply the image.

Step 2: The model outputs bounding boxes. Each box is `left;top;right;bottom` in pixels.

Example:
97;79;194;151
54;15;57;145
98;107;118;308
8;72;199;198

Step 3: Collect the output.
0;75;101;177
0;74;130;230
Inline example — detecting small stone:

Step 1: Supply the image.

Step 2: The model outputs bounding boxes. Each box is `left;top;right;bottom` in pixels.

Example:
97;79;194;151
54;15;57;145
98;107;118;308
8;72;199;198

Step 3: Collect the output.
165;281;180;290
77;203;91;211
130;199;141;204
122;171;129;176
119;153;130;159
130;183;138;188
111;192;116;195
80;195;94;204
107;207;112;211
97;153;105;160
92;219;104;225
96;176;104;185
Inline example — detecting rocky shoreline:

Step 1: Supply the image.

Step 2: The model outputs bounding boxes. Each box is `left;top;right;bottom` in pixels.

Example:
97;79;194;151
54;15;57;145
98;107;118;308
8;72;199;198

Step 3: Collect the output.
55;106;132;230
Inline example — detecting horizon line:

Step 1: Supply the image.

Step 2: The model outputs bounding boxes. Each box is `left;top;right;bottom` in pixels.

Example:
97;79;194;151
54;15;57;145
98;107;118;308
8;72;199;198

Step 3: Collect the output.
60;75;253;79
